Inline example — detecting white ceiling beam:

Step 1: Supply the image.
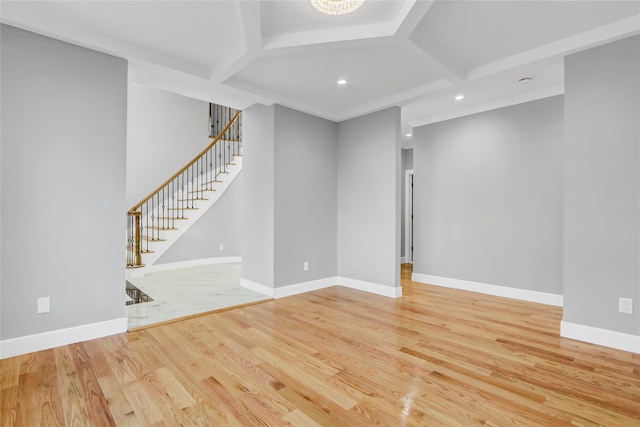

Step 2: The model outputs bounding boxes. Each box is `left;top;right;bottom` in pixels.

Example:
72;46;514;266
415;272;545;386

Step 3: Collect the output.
408;83;564;128
394;0;435;39
403;39;467;85
336;78;452;122
394;0;466;85
211;0;263;83
262;21;398;51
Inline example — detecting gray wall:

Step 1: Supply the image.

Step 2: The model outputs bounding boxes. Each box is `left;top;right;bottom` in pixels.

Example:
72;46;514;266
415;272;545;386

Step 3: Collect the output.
241;105;338;288
401;148;413;259
274;106;337;287
156;173;243;264
414;96;564;295
241;105;275;287
127;84;209;208
1;25;127;339
563;35;640;335
337;107;401;288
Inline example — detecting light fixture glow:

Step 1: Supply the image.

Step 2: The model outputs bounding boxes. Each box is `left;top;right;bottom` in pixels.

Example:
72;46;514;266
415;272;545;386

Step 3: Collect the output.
455;94;465;101
406;133;412;137
310;0;365;15
337;79;347;85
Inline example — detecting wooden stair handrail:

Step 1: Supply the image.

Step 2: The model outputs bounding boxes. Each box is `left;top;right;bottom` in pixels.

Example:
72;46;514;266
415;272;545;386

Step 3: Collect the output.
128;110;241;214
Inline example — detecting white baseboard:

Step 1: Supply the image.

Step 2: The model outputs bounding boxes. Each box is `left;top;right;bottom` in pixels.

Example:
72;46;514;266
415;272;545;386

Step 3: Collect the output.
400;256;407;264
561;321;640;354
241;276;402;299
274;277;338;299
240;278;274;298
145;257;241;274
338;277;403;298
0;317;127;360
412;273;563;307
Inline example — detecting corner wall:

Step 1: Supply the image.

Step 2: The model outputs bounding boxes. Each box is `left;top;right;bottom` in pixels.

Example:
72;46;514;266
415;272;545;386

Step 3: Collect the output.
274;106;337;287
241;105;338;294
562;35;640;352
241;105;401;298
240;105;276;288
337;107;402;293
1;25;127;357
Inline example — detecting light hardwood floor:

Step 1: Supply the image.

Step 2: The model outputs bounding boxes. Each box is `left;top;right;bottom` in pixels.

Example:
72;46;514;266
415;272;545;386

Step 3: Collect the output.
2;269;639;426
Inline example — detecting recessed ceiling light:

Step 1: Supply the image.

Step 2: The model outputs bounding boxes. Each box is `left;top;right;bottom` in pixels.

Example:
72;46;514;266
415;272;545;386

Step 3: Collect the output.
406;133;412;137
337;79;347;85
455;94;464;101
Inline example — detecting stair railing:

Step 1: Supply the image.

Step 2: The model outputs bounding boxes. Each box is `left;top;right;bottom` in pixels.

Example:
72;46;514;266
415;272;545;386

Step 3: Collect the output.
126;107;242;268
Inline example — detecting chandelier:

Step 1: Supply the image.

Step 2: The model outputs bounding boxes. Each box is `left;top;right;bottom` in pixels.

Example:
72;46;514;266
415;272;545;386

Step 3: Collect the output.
310;0;365;15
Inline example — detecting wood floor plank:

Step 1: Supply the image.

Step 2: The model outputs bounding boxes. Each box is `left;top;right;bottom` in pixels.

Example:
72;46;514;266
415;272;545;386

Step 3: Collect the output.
0;356;20;389
36;350;66;427
0;386;22;427
71;343;116;426
199;374;270;426
16;372;40;426
2;276;640;426
55;346;92;426
284;408;323;426
121;380;164;425
153;367;196;410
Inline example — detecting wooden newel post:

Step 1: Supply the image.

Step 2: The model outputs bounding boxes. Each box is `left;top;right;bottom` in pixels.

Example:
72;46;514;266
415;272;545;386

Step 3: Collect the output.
133;211;142;266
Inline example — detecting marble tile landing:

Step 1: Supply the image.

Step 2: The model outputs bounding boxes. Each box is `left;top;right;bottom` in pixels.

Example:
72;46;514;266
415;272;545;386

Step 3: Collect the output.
125;262;269;329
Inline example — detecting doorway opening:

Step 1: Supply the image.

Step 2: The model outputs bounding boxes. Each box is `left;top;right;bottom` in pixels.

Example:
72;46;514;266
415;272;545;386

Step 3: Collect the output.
405;169;414;264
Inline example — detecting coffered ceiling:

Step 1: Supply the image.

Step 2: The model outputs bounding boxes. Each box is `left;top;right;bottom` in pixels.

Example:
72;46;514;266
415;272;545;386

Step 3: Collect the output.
2;1;639;147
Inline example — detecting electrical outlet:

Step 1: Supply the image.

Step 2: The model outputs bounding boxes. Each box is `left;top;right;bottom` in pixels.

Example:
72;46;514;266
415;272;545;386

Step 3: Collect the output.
303;261;309;272
219;244;224;251
37;297;50;314
619;298;633;315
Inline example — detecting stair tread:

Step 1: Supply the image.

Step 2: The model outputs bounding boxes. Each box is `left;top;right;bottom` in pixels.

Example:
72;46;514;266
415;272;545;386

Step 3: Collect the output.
144;225;178;231
141;235;167;242
166;207;199;210
126;247;155;254
178;198;208;202
208;137;241;142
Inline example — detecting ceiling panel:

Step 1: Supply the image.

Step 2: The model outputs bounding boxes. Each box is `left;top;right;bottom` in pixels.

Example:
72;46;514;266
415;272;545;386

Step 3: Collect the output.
226;42;443;114
1;1;245;75
410;0;640;71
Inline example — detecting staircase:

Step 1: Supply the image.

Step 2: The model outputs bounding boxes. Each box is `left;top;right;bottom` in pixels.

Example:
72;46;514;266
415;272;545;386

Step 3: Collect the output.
126;105;242;277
